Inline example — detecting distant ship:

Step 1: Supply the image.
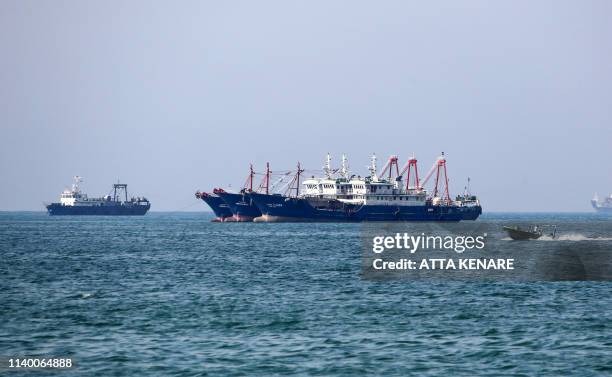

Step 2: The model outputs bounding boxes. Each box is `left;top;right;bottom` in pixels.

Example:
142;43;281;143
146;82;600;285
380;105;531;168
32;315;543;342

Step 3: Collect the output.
591;193;612;213
46;176;150;216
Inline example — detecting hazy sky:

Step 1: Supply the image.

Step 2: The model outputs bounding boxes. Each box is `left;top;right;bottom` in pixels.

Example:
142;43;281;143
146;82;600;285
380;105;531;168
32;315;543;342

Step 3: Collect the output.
1;1;611;211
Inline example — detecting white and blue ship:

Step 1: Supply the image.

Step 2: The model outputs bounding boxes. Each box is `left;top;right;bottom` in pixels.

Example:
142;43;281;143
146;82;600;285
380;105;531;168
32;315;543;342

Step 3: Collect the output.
591;193;612;213
46;177;150;216
198;153;482;222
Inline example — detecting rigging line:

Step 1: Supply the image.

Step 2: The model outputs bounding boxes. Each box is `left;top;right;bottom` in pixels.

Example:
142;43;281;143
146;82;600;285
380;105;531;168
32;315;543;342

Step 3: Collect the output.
253;171;295;176
174;199;202;212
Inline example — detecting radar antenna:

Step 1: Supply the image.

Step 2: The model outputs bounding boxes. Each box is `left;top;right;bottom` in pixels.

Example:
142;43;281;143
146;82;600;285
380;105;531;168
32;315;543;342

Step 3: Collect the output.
72;176;83;193
341;154;349;179
323;153;332;179
368;153;378;181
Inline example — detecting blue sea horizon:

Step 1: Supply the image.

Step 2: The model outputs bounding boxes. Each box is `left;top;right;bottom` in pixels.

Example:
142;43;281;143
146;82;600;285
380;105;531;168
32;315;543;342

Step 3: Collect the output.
1;212;610;375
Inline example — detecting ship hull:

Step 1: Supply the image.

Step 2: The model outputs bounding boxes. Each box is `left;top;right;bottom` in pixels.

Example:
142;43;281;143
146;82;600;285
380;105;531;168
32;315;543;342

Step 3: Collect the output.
198;194;234;222
593;207;612;213
248;192;481;222
46;203;150;216
502;226;541;240
215;191;262;222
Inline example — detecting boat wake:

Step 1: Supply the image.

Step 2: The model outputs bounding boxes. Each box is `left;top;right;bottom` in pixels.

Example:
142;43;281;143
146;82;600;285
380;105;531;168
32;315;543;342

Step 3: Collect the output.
540;233;612;241
502;233;612;241
541;233;612;241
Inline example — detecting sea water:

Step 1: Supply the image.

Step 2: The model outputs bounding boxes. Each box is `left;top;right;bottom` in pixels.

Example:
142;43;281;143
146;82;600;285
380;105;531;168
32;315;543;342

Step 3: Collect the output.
1;212;610;376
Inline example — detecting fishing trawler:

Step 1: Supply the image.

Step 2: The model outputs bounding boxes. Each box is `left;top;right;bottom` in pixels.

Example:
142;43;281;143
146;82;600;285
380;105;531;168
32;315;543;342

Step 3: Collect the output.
245;153;481;222
46;177;150;216
213;188;262;222
211;164;266;222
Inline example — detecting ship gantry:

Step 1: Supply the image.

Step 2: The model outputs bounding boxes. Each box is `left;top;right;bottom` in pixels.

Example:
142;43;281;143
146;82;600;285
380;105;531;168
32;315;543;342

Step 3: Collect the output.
196;153;482;222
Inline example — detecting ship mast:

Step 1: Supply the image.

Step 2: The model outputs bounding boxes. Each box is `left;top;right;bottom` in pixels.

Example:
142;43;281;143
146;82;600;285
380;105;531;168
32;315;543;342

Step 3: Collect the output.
341;154;349;179
264;162;270;195
283;162;305;198
323;153;332;179
72;176;83;193
243;164;255;192
296;162;302;197
368;154;378;181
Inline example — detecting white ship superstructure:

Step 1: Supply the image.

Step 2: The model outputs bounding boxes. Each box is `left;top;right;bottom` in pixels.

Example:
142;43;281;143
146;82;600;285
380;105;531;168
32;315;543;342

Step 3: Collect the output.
592;193;612;213
300;153;476;209
302;153;367;204
59;176;106;207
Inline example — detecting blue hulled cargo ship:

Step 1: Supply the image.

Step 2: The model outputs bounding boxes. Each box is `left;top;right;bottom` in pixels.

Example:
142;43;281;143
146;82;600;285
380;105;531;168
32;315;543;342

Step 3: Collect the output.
46;177;150;216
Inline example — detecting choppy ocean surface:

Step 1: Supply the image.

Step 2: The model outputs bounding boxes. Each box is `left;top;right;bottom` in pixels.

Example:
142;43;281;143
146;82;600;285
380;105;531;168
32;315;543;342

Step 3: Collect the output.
1;212;611;376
